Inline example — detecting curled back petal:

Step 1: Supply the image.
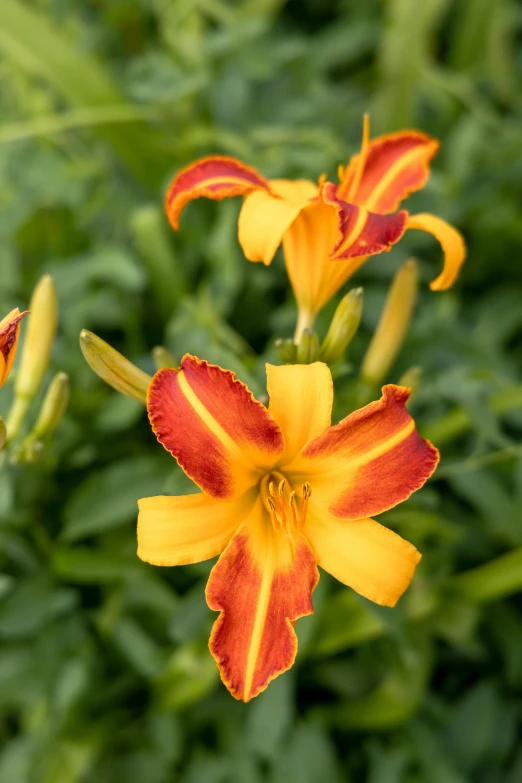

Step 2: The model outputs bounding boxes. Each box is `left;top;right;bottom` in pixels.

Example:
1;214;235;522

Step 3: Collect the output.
137;490;256;566
0;309;29;387
305;505;421;606
266;362;333;465
206;498;319;701
338;130;439;214
165;155;270;230
323;182;408;260
407;213;466;291
147;355;284;500
288;385;439;519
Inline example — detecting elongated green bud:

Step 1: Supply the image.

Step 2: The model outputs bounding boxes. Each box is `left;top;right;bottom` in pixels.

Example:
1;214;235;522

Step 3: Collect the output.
296;328;320;364
7;275;58;439
320;288;363;364
153;346;176;370
31;372;70;441
275;338;297;364
361;259;419;385
80;330;151;403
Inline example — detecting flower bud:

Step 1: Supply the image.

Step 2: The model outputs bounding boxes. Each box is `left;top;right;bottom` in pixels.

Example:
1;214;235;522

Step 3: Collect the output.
275;338;297;364
320;288;363;364
360;259;419;385
296;328;320;365
31;372;70;441
6;276;58;440
153;346;176;370
15;276;58;400
80;330;151;403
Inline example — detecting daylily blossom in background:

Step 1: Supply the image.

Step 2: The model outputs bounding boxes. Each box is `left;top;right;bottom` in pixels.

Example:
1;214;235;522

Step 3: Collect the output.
0;309;28;388
138;356;439;701
165;116;466;339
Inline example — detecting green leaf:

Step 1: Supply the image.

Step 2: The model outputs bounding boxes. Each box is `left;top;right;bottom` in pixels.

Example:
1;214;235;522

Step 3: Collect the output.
62;456;172;541
0;0;165;187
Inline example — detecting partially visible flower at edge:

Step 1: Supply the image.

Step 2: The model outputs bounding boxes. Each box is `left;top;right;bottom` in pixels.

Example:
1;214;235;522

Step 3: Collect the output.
164;115;466;339
138;356;439;701
0;309;29;389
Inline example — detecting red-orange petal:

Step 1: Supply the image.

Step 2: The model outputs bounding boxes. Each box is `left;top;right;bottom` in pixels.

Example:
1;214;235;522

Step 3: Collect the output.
206;499;319;701
165;155;270;230
147;355;284;500
323;182;407;260
339;130;439;214
0;309;29;387
290;385;438;519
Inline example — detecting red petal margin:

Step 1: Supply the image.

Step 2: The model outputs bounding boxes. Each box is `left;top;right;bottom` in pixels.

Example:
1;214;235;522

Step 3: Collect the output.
206;513;319;702
165;155;271;230
147;356;284;499
322;182;407;260
0;310;29;384
302;385;439;519
342;130;439;214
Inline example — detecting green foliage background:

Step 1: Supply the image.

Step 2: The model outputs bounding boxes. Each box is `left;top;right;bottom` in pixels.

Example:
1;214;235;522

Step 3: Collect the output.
1;0;522;780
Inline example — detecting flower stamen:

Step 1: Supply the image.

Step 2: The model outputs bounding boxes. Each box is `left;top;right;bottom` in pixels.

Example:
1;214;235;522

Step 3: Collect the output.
265;478;311;536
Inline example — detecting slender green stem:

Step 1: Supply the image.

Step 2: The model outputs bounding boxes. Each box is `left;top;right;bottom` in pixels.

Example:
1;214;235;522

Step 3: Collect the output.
293;309;315;344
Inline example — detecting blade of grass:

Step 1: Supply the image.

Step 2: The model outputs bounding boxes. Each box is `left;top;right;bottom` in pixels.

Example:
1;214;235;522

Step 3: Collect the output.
0;0;166;188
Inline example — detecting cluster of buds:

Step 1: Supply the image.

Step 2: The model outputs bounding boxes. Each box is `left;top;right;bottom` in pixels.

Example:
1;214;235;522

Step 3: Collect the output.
275;258;422;401
1;276;69;464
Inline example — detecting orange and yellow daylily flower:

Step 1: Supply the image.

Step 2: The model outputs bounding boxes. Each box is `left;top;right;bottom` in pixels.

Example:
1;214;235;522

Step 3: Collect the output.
0;309;28;388
165;117;466;337
138;356;439;701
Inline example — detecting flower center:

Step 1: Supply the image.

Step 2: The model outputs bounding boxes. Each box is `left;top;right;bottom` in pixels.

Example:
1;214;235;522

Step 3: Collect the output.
260;471;312;537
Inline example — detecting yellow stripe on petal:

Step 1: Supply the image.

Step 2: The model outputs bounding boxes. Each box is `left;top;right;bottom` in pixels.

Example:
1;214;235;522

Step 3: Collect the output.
288;385;438;520
266;362;333;465
147;356;284;499
305;504;421;606
206;498;318;701
407;213;466;290
137;490;255;566
165;155;270;230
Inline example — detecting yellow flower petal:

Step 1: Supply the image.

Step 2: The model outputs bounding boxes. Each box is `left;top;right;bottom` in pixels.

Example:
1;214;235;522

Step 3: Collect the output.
305;504;421;606
137;491;255;566
287;385;438;520
407;212;466;290
266;362;333;464
237;179;317;266
282;200;364;319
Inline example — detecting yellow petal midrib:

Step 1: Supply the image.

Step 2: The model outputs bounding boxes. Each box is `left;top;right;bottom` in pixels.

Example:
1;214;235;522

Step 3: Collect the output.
286;419;416;479
243;536;274;700
363;146;429;211
177;369;257;470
